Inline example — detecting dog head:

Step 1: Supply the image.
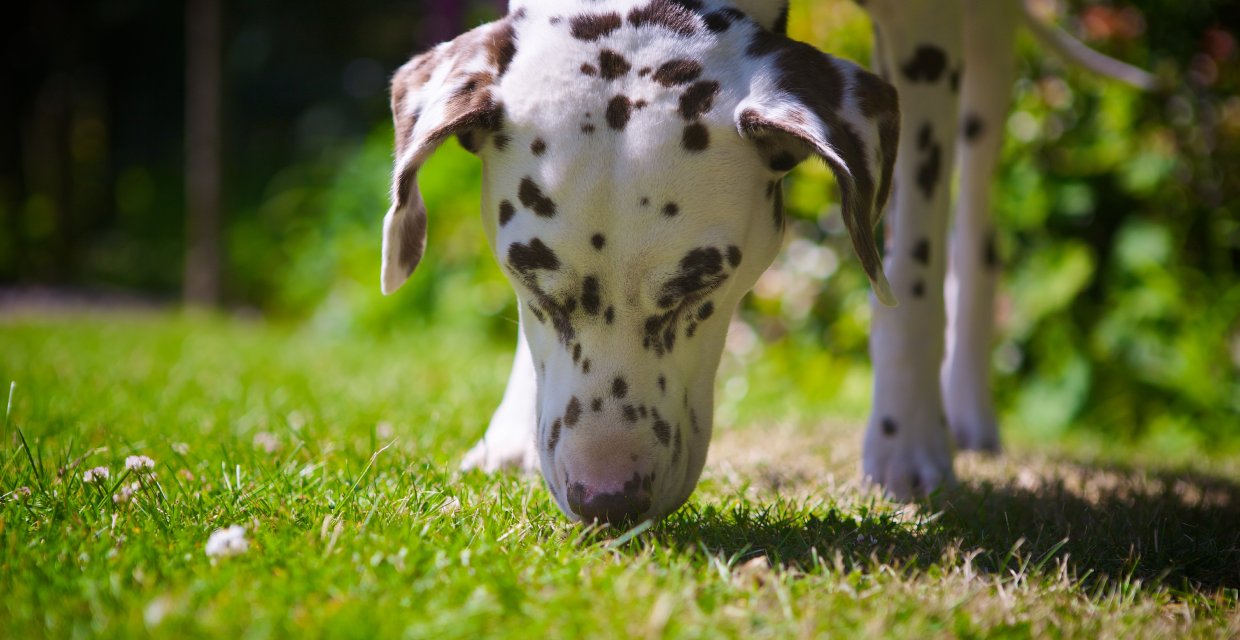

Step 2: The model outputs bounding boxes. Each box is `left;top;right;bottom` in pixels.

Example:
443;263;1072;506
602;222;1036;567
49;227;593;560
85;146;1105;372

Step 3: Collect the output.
382;1;899;523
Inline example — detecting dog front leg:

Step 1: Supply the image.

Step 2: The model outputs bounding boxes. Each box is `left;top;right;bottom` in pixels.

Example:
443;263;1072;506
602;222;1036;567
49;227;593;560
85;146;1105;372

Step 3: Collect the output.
460;309;540;473
862;0;963;499
943;0;1019;453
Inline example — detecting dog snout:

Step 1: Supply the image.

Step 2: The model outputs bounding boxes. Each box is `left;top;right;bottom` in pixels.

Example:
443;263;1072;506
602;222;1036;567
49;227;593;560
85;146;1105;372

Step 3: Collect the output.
566;476;652;524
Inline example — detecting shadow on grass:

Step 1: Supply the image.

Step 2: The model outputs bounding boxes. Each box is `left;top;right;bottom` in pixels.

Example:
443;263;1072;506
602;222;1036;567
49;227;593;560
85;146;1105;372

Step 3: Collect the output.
653;462;1240;594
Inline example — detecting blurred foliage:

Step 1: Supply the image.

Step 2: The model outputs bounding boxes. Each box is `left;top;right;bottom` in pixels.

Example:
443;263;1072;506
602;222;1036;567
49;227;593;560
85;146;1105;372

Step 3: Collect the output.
2;1;1237;452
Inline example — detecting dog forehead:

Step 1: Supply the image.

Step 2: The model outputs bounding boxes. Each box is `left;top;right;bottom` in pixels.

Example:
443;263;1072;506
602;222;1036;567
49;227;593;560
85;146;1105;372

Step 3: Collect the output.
481;4;773;260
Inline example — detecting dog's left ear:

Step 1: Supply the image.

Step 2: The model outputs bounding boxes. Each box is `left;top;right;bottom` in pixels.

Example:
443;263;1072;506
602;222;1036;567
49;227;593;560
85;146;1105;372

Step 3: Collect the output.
737;38;900;306
381;16;517;295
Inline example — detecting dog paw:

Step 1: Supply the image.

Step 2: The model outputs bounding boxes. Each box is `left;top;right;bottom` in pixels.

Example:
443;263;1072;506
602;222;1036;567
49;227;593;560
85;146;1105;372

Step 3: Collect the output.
459;429;539;474
862;414;956;500
943;357;1002;453
948;416;1001;453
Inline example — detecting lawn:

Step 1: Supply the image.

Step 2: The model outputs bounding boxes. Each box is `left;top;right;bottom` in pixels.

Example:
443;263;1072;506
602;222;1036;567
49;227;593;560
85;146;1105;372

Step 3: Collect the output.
1;312;1237;638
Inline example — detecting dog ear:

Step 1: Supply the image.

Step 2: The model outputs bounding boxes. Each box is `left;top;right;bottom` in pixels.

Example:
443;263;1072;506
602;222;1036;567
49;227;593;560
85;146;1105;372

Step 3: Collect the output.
737;38;900;306
381;17;517;295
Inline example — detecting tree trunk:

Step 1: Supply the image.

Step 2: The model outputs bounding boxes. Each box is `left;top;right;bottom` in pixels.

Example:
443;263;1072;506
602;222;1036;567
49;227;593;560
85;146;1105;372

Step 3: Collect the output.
184;0;221;307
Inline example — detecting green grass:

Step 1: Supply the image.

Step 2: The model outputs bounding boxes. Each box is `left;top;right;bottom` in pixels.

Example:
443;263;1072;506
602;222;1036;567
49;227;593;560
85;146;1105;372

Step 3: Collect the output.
1;312;1237;638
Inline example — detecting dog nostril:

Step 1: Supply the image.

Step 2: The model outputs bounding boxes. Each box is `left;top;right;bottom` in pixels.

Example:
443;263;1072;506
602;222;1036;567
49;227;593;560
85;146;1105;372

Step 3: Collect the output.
566;482;652;525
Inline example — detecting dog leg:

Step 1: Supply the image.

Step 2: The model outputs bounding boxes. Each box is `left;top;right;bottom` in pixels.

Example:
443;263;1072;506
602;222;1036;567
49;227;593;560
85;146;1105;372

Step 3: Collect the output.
460;311;539;473
943;0;1019;453
862;0;963;499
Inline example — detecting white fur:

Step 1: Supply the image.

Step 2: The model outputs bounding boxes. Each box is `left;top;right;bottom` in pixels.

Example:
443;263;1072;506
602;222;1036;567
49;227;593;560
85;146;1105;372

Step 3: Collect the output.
391;0;1144;515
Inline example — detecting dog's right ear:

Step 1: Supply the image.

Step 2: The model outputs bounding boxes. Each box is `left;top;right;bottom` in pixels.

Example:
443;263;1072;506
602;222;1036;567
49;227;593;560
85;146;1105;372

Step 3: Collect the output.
381;17;518;295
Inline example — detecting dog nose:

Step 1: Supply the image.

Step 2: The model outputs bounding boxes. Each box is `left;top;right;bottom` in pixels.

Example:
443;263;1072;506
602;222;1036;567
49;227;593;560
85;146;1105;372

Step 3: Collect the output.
566;482;652;524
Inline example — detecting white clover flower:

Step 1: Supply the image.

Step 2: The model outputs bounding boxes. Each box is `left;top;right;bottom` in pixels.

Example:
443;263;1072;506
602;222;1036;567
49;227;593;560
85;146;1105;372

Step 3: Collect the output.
112;481;142;504
8;486;32;501
82;467;110;484
171;442;190;455
125;455;156;474
439;496;461;515
205;525;249;558
252;432;280;454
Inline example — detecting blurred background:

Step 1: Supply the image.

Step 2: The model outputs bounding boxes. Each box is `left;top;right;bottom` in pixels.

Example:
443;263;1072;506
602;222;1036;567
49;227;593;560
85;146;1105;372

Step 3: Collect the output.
1;1;1237;453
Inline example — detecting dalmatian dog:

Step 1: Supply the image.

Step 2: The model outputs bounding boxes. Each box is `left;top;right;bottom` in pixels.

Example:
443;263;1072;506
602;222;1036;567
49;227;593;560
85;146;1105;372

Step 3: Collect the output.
381;0;1155;522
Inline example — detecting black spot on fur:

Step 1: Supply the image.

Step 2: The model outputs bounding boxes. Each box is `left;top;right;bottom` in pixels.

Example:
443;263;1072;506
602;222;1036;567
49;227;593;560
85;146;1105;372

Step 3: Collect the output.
628;0;700;37
652;416;672;446
491;18;519;77
528;303;545;323
493;133;511;151
519;177;557;217
530;137;547;155
581;63;598;76
548;418;562;451
639;66;652;76
882;417;898;436
612;377;628;399
582;358;591;374
623;404;639;423
582;276;601;315
963;113;985;142
703;8;744;33
640;197;650;207
591;397;603;412
606;95;633;130
662;202;679;217
507;238;560;273
682;123;709;151
726;245;742;268
901;45;948;83
674;250;724;297
591;233;605;250
911;280;925;297
572;343;582;363
915;123;942;200
599;49;631;79
668;247;724;297
658;375;666;393
950;65;963;92
570;12;622;41
912;238;930;265
678;81;719;120
565;396;582;426
604;306;615;324
652;59;702;86
697;301;714;320
498;200;515;226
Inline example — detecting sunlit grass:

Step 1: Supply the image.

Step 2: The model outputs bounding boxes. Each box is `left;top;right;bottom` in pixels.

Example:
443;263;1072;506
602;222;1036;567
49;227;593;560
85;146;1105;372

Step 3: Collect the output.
1;313;1237;637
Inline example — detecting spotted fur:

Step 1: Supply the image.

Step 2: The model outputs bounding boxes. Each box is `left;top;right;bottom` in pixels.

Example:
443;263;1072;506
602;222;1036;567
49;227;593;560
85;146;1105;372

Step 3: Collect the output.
383;0;1115;522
